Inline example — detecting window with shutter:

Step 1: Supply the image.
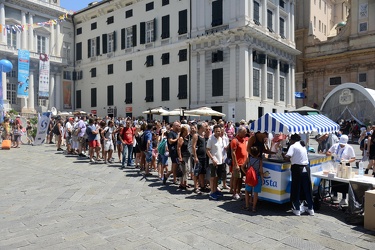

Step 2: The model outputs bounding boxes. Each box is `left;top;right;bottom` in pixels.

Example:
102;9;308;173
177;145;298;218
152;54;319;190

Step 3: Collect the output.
108;64;114;74
121;28;126;50
96;36;100;55
178;10;188;35
267;10;273;32
76;27;82;35
253;1;260;25
76;42;82;60
211;0;223;27
132;25;137;46
91;88;97;107
267;73;273;99
162;77;170;101
145;80;154;102
125;9;133;18
146;2;154;11
76;90;82;109
161;15;170;39
145;55;154;67
125;82;133;104
107;16;114;24
145;20;154;43
126;60;132;71
125;27;133;48
253;69;260;97
179;49;187;62
91;22;97;30
140;22;145;44
212;68;223;96
162;53;170;65
107;85;114;106
102;34;108;54
279;18;285;38
91;68;96;78
178;75;188;99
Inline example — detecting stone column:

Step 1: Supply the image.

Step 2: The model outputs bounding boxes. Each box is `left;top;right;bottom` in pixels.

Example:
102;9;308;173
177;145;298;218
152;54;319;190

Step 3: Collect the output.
49;74;55;109
231;0;238;23
274;59;280;104
199;51;205;105
249;0;254;22
55;23;60;56
191;0;197;33
276;4;280;35
0;3;5;44
191;51;198;105
291;65;295;107
261;55;268;103
21;11;27;50
249;47;253;98
286;67;291;107
55;73;61;110
28;13;34;52
263;0;268;29
50;24;55;55
291;2;295;42
238;43;249;99
2;72;6;100
27;70;35;112
287;1;291;40
229;44;236;101
198;0;205;31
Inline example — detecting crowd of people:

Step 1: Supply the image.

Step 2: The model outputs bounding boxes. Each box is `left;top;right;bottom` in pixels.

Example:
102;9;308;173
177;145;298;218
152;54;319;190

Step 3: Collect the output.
3;112;374;216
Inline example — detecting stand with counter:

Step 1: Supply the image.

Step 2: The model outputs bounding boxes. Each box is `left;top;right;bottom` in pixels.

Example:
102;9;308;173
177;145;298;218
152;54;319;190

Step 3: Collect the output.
249;113;340;204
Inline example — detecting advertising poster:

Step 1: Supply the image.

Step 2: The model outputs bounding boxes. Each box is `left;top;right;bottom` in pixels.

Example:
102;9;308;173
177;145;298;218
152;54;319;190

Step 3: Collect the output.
17;50;30;98
63;80;72;109
33;112;51;146
38;53;50;98
0;75;3;123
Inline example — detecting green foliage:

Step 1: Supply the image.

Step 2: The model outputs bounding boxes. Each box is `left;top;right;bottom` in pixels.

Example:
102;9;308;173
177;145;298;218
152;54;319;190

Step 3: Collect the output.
8;109;18;115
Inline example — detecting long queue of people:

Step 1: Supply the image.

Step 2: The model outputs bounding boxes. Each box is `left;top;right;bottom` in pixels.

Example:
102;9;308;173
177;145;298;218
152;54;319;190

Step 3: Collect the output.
47;115;271;213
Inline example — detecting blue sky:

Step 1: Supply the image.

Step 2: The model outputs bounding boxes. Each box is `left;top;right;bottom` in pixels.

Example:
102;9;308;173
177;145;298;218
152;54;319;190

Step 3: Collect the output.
60;0;95;11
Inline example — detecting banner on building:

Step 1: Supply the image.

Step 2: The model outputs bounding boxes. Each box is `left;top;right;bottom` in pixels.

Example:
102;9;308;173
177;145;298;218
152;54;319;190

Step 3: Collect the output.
38;54;50;98
33;112;51;146
17;50;30;98
63;80;72;109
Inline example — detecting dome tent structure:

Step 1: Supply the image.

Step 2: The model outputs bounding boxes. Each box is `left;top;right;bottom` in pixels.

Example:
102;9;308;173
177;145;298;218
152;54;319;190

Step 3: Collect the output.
320;83;375;125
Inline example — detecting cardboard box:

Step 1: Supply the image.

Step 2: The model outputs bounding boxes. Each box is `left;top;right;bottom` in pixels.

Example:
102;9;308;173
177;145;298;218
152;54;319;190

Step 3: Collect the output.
364;190;375;231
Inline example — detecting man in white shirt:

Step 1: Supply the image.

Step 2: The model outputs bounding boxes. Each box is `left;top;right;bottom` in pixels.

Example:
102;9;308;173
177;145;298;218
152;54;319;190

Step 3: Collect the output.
284;134;314;216
326;134;355;206
206;125;225;200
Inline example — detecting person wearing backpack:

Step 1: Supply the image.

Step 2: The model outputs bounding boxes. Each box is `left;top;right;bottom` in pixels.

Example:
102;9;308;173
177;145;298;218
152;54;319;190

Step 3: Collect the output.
163;122;181;185
142;123;154;176
120;119;136;168
242;146;263;212
158;131;169;180
53;117;63;151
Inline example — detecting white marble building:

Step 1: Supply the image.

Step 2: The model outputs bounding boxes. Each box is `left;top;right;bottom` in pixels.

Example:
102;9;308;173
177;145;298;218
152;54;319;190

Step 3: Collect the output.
0;0;73;114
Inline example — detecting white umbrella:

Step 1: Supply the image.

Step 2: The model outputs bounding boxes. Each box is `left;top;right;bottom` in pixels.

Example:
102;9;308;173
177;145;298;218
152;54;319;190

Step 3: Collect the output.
185;107;226;117
161;108;199;117
142;107;169;115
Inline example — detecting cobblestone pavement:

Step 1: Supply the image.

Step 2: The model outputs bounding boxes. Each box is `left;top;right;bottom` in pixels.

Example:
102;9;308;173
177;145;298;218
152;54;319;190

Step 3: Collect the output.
1;143;374;250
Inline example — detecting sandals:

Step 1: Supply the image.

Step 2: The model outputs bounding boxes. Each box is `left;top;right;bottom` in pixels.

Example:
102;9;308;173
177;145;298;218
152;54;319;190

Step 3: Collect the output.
242;206;250;211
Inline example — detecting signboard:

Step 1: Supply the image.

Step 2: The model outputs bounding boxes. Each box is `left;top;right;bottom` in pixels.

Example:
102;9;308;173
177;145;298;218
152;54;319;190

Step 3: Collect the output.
17;50;30;98
91;110;97;115
125;106;132;112
38;53;50;98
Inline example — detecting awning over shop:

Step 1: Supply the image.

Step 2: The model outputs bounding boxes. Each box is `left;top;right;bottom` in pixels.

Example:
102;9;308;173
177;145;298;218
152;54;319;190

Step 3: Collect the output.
249;113;315;134
303;114;340;135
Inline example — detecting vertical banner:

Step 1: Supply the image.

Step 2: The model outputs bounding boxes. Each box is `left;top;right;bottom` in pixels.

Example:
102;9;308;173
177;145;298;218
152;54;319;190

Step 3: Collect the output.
0;74;3;123
38;54;50;98
17;50;30;98
33;112;51;146
63;80;72;109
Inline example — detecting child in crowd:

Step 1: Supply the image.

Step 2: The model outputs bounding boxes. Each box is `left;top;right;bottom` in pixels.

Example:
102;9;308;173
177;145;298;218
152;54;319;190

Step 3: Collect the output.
242;146;263;212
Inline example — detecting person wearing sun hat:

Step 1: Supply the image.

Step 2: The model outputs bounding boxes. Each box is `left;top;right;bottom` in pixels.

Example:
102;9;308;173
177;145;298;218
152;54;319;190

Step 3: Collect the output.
326;134;356;206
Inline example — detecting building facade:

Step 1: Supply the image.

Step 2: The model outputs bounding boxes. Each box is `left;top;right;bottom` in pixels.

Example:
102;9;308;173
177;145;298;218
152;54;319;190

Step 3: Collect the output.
295;0;375;111
0;0;73;114
1;0;299;121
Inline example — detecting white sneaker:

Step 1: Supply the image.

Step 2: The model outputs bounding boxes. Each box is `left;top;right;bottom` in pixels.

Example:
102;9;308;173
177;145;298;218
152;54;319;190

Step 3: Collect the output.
307;209;315;216
300;205;306;214
339;199;348;206
292;209;301;216
234;194;240;200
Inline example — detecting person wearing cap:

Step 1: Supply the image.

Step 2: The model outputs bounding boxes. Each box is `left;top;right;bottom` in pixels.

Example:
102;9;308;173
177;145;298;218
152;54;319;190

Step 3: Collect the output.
283;134;314;216
326;134;356;205
365;125;375;176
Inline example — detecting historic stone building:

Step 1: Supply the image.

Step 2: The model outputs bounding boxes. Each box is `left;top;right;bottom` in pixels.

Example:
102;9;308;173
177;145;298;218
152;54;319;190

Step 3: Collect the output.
0;0;73;114
295;0;375;110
